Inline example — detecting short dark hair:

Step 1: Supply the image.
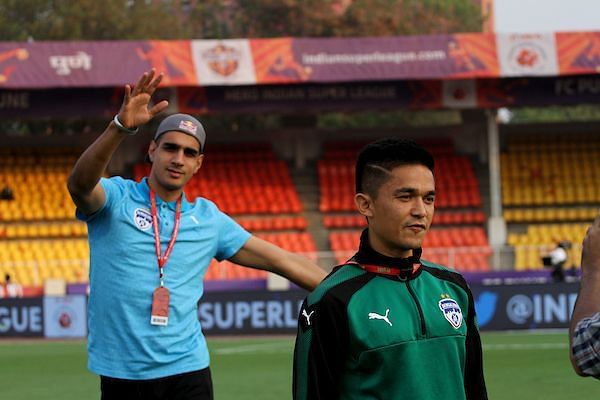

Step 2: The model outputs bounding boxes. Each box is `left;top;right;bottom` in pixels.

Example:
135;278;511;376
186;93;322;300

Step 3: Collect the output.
355;138;435;197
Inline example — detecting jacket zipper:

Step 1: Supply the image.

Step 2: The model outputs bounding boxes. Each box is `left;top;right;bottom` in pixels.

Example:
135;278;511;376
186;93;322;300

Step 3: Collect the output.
405;280;426;336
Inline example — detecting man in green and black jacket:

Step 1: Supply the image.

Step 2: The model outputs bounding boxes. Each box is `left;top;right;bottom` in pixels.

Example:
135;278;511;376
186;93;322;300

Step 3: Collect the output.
293;138;487;400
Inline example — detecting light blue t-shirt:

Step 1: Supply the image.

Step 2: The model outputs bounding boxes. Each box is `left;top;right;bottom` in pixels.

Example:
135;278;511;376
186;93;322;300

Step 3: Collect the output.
77;177;251;379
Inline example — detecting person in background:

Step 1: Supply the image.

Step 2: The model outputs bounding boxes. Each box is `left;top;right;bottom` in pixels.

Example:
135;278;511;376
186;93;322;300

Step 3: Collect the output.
542;241;569;283
0;186;14;200
1;274;23;298
570;215;600;378
67;69;326;400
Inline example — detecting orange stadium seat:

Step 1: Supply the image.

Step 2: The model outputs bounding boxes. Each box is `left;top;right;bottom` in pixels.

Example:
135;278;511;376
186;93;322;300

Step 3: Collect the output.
236;216;308;231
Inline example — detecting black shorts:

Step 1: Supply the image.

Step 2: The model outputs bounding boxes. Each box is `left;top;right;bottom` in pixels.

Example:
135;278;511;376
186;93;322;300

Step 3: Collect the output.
100;367;213;400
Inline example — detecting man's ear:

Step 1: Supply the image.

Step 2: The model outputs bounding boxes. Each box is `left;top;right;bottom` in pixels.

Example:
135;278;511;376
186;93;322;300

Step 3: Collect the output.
148;140;157;163
193;154;204;174
354;193;374;218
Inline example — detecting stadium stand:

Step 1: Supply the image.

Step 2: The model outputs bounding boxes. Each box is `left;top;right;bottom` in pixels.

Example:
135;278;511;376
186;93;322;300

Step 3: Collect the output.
501;133;600;271
6;132;598;287
0;145;317;287
0;153;77;222
0;151;87;287
501;133;600;206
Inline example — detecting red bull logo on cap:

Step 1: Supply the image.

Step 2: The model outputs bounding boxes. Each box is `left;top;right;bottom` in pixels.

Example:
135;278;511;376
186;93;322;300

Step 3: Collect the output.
179;120;198;135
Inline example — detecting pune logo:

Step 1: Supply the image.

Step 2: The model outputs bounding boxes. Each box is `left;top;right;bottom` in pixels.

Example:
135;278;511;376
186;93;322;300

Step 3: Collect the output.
52;305;76;330
203;44;240;77
133;208;153;231
58;311;72;328
439;298;463;329
508;43;547;72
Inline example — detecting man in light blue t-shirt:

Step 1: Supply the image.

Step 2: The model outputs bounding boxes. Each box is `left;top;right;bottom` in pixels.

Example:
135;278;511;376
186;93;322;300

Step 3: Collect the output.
67;69;326;400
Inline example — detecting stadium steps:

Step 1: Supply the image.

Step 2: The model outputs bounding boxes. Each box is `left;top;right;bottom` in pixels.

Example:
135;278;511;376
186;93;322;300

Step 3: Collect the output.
289;162;334;270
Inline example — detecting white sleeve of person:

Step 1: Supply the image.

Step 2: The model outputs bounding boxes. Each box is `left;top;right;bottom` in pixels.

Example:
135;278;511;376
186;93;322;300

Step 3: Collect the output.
572;312;600;378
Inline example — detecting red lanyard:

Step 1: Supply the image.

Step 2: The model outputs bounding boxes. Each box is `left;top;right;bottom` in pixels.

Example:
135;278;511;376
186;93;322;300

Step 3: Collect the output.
353;263;421;277
150;188;182;286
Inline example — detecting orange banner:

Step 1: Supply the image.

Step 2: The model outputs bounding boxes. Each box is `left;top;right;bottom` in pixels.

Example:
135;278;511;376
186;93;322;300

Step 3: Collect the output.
250;38;311;84
448;33;499;78
556;32;600;75
140;41;197;85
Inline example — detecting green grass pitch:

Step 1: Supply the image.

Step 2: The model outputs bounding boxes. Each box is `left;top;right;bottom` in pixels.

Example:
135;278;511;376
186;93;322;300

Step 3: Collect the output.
1;332;599;399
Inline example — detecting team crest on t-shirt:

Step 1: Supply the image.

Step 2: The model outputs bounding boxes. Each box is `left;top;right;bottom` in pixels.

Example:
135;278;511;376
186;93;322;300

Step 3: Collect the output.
133;208;153;230
438;297;463;329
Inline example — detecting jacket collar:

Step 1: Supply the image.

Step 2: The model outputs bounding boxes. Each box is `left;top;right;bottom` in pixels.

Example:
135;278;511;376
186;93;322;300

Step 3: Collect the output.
350;229;422;280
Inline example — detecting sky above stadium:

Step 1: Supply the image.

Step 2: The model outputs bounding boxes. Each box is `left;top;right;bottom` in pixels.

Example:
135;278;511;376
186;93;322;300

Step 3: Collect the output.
493;0;600;33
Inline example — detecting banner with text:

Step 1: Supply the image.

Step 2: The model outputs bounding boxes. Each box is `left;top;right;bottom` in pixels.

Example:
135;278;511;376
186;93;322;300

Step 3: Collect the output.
199;289;306;335
0;32;598;89
0;298;44;337
472;282;579;331
3;75;600;118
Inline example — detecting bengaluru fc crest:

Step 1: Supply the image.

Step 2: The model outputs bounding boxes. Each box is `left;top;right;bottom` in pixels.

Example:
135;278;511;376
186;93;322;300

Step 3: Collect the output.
439;298;463;329
134;208;153;231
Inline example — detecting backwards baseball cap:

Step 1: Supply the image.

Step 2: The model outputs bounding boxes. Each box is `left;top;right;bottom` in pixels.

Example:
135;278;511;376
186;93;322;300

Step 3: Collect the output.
154;113;206;152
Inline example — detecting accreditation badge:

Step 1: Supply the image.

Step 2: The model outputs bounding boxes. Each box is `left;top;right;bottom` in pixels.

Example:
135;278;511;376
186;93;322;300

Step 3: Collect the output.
151;286;170;326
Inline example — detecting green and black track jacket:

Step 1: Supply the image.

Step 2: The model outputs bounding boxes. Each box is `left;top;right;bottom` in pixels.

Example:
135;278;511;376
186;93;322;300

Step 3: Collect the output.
293;230;487;400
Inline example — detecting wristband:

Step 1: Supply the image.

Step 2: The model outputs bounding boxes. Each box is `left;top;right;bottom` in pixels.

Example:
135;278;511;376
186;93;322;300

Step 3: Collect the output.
113;114;139;135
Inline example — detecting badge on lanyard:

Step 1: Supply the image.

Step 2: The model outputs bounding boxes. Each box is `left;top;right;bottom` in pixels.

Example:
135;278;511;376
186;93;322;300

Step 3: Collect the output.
151;286;170;326
149;188;182;327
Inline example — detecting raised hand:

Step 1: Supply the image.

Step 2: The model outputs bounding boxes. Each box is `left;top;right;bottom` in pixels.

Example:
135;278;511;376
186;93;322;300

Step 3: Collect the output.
117;69;169;129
